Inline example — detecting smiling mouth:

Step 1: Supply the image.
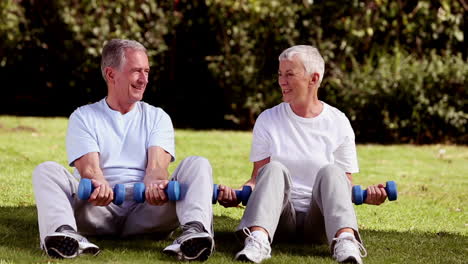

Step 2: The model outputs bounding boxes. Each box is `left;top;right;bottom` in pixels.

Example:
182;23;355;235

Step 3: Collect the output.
132;84;145;90
282;89;291;95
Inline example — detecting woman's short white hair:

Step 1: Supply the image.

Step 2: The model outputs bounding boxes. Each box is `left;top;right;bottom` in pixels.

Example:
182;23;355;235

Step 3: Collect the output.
278;45;325;83
100;39;147;82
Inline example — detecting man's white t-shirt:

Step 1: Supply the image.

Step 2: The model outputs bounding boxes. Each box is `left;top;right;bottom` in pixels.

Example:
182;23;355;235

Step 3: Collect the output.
250;102;359;212
66;98;175;186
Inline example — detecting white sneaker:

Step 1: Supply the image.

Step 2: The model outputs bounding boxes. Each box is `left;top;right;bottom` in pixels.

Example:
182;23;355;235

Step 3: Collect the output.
44;230;100;259
235;228;271;263
332;233;367;264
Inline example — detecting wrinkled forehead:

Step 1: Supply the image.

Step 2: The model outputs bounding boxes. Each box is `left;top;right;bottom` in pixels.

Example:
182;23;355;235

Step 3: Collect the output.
279;56;305;72
122;49;149;68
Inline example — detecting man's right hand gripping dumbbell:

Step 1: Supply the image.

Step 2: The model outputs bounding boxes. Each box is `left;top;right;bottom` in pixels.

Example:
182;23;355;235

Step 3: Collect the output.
78;178;125;206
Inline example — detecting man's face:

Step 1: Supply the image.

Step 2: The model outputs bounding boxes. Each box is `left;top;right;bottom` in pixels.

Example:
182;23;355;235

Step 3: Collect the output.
278;56;312;105
112;49;149;104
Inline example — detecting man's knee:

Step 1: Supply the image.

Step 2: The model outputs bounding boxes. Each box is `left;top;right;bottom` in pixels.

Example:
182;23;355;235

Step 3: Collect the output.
32;161;66;186
182;156;212;170
33;161;60;179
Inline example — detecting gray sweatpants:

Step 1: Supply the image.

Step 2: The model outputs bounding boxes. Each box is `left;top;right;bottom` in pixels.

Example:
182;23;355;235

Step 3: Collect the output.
32;156;213;246
237;161;361;248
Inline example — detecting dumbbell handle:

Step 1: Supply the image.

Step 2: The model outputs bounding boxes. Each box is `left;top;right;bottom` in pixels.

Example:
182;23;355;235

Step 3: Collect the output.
77;178;125;205
353;181;398;205
133;181;181;203
212;184;252;206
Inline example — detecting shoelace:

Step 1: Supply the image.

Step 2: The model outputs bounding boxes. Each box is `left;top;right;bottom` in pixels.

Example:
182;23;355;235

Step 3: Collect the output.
242;227;271;254
332;236;368;258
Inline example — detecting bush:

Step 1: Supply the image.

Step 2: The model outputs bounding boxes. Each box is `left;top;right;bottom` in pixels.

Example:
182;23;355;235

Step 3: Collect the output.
325;50;467;144
204;0;301;128
0;0;466;143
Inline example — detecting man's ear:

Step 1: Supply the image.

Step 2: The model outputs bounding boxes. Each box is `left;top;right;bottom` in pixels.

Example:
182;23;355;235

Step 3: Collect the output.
105;67;114;83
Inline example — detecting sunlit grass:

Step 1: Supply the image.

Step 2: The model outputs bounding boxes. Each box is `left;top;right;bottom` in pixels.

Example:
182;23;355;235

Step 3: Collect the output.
0;116;466;263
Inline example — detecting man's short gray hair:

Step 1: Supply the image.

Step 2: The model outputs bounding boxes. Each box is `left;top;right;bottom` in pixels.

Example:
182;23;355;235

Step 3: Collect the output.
278;45;325;83
100;39;147;82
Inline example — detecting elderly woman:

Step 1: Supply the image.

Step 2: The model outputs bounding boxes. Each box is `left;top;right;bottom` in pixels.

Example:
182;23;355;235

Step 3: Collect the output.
218;45;388;264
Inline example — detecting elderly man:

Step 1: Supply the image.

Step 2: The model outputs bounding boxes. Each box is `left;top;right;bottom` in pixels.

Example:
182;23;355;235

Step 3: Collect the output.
32;39;214;261
218;45;389;263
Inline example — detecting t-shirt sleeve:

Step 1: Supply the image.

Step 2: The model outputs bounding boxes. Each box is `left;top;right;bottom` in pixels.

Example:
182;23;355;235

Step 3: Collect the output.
148;109;176;162
333;115;359;174
250;112;271;162
66;109;100;167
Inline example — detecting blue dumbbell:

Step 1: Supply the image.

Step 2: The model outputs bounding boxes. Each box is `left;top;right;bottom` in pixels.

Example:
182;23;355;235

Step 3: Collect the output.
133;181;181;203
212;184;252;206
352;181;398;205
78;178;126;205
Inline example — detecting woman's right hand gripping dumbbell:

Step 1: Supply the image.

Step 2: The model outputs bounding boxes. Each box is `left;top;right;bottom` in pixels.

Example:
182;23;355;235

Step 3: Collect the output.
217;185;239;207
216;183;253;207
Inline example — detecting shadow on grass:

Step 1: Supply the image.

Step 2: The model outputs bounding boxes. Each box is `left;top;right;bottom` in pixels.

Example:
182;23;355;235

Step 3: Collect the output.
0;206;467;263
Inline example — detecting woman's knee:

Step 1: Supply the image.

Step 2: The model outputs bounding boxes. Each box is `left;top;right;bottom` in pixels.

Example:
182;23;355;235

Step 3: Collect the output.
316;164;348;183
257;161;290;183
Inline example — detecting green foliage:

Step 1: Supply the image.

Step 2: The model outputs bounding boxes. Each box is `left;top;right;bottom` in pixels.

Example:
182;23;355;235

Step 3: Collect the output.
56;0;174;76
205;0;301;127
0;0;26;66
202;0;466;141
325;50;468;143
0;0;466;143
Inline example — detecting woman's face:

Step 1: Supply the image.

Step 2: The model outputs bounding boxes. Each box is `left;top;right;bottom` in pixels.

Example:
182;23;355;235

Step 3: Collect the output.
278;57;312;105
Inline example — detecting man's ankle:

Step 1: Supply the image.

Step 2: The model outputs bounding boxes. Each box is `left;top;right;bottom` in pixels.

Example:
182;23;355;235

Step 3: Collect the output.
185;221;208;233
55;225;76;233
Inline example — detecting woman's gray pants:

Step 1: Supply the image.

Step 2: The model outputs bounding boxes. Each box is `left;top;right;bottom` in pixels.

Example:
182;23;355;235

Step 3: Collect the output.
237;161;361;248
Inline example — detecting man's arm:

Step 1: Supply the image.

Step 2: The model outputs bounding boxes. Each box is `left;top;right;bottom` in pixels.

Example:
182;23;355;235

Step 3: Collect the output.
144;146;172;205
74;152;113;206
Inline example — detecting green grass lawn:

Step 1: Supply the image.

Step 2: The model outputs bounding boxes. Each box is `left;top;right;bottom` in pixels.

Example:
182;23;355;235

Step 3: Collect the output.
0;116;466;263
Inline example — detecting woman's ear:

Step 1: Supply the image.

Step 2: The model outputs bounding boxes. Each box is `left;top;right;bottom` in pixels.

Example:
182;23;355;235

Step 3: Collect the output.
310;72;320;85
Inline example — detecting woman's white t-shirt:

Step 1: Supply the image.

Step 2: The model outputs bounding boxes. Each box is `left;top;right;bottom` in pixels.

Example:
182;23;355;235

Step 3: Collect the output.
250;102;359;212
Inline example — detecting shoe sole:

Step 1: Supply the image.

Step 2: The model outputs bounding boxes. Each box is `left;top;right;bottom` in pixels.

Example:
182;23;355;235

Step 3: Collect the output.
342;256;360;264
45;235;79;258
180;236;213;261
81;245;101;256
236;253;253;262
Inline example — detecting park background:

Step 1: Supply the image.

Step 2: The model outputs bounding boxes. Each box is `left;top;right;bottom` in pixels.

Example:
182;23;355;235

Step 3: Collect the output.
0;0;467;263
1;0;466;143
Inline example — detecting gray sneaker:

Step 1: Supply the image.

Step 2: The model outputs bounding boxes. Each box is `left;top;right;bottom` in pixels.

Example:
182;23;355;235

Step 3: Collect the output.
163;221;214;261
44;230;100;259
